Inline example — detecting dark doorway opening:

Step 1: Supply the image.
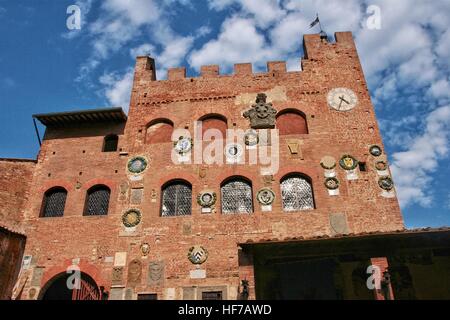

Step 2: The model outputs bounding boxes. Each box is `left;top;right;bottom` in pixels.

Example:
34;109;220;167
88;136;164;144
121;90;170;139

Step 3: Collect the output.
40;272;101;300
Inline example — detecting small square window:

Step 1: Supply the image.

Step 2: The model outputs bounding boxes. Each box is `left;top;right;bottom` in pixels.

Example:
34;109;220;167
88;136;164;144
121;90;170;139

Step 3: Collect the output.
138;294;157;300
359;162;367;172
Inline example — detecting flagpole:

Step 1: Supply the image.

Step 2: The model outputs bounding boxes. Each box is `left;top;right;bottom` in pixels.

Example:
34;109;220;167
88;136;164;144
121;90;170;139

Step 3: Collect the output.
317;13;323;33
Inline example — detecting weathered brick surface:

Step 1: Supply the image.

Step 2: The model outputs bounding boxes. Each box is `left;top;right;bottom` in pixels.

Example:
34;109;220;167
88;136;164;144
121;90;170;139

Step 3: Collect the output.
12;32;404;300
0;159;36;233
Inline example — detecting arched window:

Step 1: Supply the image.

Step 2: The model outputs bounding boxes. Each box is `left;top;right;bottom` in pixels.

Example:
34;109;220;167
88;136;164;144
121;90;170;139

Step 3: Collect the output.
103;135;119;152
221;177;253;214
145;119;174;144
280;174;315;212
161;180;192;217
276;110;308;135
84;185;111;216
41;187;68;218
200;114;227;140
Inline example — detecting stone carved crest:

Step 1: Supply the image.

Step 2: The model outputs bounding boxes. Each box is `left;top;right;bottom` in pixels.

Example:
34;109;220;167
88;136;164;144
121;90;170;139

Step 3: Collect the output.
243;93;277;129
188;246;208;265
112;267;124;285
127;259;142;286
148;261;164;286
257;188;276;206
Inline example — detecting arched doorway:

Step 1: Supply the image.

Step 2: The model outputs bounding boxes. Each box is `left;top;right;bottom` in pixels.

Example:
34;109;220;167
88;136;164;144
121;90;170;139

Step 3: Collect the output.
39;272;102;300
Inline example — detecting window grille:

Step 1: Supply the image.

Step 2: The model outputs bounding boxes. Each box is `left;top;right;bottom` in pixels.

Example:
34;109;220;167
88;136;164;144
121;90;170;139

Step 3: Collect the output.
41;188;67;217
202;291;223;300
161;182;192;216
281;175;314;211
84;186;110;216
221;179;253;214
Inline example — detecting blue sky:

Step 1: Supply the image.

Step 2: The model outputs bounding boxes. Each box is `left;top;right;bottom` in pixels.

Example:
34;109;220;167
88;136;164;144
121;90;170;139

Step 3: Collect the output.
0;0;449;228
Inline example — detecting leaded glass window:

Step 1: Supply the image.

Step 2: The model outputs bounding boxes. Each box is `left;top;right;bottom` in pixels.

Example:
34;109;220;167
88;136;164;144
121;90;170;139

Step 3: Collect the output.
41;188;67;218
221;178;253;214
161;181;192;217
84;185;110;216
281;175;314;212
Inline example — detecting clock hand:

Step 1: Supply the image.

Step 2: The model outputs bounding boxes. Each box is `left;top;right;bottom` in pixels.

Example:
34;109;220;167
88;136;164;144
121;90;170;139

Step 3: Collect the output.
339;96;350;105
338;97;344;109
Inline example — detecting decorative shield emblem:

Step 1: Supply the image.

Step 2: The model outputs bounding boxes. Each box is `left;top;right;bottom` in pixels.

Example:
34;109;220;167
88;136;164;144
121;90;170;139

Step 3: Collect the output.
244;130;259;146
197;191;217;208
375;161;388;171
340;155;358;171
188;246;208;265
325;177;340;190
243;93;277;129
321;156;337;170
257;188;276;205
379;177;394;191
128;156;148;174
140;243;150;257
122;209;142;228
370;145;383;157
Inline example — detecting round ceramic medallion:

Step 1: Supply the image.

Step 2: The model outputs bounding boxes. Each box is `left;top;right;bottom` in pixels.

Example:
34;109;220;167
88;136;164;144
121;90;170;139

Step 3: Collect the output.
188;246;208;265
244;130;259;146
325;177;340;190
320;156;337;170
379;177;394;191
225;143;244;158
257;188;276;206
339;155;358;171
370;145;383;157
122;209;142;228
375;161;388;171
174;137;193;154
128;156;148;174
197;191;217;208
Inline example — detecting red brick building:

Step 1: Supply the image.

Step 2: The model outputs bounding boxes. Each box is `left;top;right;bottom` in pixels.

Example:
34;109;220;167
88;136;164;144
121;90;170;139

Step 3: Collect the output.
1;32;449;300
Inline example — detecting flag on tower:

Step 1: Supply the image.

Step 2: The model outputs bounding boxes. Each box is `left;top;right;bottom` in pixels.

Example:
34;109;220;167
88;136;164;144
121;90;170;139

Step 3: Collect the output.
309;15;320;29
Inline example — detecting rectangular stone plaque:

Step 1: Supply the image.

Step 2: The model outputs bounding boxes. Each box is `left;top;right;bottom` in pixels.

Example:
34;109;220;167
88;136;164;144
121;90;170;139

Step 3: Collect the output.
190;269;206;279
148;261;164;286
165;288;176;300
109;287;125;300
328;189;340;196
346;170;358;180
31;267;45;287
261;205;272;212
330;213;349;236
131;188;144;205
114;252;127;267
183;287;196;300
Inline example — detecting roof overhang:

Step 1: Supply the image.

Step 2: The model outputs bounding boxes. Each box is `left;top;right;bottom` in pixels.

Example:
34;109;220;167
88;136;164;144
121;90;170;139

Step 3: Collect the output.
33;107;127;128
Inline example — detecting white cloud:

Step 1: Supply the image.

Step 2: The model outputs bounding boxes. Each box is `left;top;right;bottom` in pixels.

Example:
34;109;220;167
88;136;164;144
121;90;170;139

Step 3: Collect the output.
99;70;134;113
428;79;450;100
391;106;450;208
189;16;271;71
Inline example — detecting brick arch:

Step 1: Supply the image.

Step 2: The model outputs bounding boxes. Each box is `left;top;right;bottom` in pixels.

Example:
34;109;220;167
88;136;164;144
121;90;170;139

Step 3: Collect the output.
274;166;319;182
158;172;199;189
276;108;308;135
40;180;73;194
83;178;116;193
216;170;258;187
39;259;107;295
198;114;228;140
145;118;174;144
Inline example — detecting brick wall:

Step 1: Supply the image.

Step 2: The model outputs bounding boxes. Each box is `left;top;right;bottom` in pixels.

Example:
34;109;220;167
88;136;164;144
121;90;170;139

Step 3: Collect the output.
16;32;405;300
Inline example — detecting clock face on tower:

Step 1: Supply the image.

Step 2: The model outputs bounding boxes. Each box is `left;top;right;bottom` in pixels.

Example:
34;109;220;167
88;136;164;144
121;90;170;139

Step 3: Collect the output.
327;88;358;111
